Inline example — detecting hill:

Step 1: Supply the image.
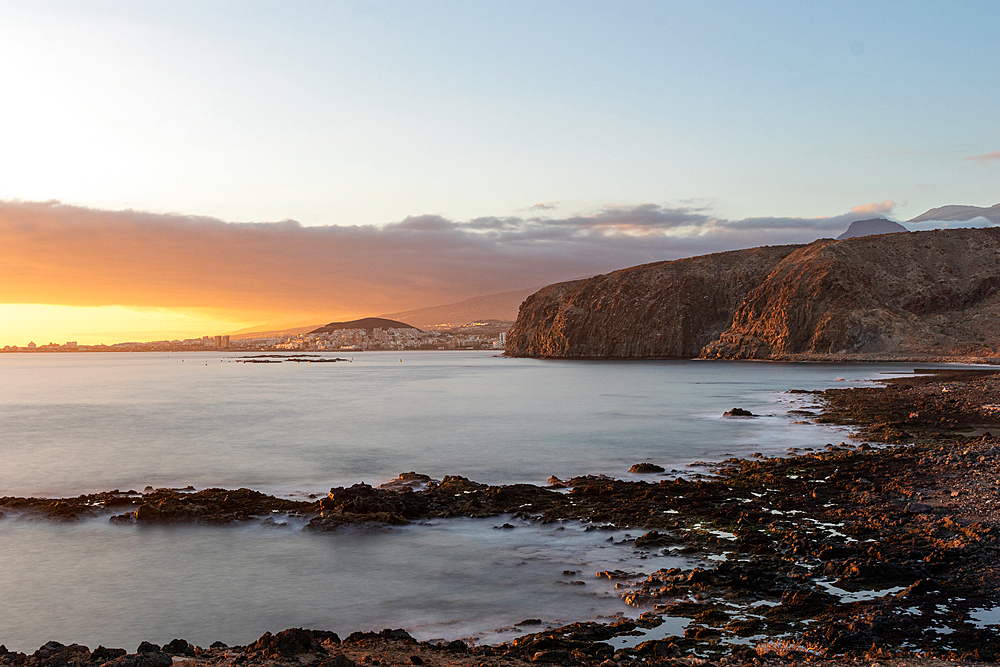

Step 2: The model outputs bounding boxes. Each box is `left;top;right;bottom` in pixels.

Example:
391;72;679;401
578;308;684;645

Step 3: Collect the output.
836;217;908;239
909;203;1000;224
310;318;418;335
378;287;538;327
226;321;325;340
506;228;1000;359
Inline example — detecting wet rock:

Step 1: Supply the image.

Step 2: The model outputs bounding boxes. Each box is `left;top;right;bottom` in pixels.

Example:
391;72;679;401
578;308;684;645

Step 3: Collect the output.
90;646;127;662
378;472;432;492
344;629;411;644
895;578;937;598
445;640;467;653
629;463;665;474
596;569;640;580
684;626;721;640
248;628;338;658
33;641;65;658
106;652;172;667
633;530;673;547
306;483;428;531
531;649;572;663
135;642;160;654
634;640;681;659
904;501;933;514
723;408;756;418
324;656;357;667
161;639;195;657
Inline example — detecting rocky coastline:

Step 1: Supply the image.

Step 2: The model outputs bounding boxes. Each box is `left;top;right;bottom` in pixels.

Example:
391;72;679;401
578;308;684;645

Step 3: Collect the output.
5;368;1000;665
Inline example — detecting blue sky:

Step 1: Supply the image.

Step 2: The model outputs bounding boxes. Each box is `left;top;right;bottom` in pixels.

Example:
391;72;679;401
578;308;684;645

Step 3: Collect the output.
2;1;1000;343
1;0;997;226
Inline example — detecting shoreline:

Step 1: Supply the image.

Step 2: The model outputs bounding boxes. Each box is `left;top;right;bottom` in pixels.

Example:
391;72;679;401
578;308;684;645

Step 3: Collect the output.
4;368;1000;664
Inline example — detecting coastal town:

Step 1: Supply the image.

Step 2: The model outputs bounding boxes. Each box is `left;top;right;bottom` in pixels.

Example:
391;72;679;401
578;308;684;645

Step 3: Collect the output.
0;321;512;353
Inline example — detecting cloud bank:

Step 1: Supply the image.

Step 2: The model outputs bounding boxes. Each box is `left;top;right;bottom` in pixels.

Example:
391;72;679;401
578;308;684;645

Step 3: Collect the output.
0;199;894;319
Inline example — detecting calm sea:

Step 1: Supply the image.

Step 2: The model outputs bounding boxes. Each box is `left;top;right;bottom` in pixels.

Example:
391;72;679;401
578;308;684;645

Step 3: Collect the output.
0;351;954;651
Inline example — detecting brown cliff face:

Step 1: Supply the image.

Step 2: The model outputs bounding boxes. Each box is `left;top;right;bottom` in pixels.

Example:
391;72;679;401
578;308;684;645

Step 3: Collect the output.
506;228;1000;359
505;245;800;358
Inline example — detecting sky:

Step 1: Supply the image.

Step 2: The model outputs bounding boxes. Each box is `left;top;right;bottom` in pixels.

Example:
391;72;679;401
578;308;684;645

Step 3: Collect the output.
1;0;998;345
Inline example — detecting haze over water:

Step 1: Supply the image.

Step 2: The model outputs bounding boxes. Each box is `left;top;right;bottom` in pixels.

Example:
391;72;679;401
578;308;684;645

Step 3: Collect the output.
3;350;885;498
0;351;958;652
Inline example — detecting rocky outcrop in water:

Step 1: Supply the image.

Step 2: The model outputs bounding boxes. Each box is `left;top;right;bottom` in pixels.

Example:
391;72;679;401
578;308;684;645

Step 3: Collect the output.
506;227;1000;359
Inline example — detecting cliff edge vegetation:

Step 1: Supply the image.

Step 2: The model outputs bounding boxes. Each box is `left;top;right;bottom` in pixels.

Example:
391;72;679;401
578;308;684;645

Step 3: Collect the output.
505;227;1000;360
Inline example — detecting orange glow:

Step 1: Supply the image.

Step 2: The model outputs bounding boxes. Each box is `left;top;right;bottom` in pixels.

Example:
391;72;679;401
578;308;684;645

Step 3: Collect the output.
0;201;542;342
0;304;324;347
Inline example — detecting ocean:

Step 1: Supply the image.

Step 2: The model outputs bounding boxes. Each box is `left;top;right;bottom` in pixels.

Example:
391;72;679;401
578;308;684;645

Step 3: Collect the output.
0;351;952;651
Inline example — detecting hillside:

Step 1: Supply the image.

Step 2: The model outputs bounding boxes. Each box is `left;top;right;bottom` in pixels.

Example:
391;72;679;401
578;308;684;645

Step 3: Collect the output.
310;318;417;334
226;322;324;340
506;228;1000;359
378;287;538;327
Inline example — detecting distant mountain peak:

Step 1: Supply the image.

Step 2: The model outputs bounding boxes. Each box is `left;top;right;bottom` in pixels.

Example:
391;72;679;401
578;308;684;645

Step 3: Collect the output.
837;218;908;240
909;203;1000;224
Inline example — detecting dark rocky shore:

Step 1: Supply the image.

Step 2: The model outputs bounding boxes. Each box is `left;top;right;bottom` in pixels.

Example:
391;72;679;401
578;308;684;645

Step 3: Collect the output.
5;368;1000;665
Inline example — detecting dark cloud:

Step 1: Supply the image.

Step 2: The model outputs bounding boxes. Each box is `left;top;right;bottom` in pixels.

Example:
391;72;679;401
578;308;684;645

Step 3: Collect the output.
0;199;887;319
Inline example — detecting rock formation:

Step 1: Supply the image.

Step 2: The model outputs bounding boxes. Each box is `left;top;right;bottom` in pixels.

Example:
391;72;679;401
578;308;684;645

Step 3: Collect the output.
505;227;1000;359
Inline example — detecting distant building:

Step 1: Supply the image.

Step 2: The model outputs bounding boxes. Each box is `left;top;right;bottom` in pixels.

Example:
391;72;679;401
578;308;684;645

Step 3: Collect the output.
214;335;230;349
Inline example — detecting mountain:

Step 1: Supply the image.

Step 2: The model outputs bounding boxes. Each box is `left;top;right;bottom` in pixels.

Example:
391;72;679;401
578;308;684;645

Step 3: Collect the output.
506;228;1000;359
837;218;908;239
506;245;799;358
310;318;418;334
378;287;538;327
909;203;1000;224
226;321;325;340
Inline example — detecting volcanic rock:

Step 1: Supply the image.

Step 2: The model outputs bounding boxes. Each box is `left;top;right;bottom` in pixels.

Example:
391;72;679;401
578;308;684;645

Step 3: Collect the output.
628;463;665;473
506;227;1000;359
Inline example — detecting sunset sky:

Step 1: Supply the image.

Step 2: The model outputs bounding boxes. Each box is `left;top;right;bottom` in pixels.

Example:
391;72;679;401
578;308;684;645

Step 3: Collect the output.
2;1;999;345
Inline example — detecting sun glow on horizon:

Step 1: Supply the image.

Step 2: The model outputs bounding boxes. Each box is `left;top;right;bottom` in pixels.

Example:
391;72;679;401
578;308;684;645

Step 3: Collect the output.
0;304;271;347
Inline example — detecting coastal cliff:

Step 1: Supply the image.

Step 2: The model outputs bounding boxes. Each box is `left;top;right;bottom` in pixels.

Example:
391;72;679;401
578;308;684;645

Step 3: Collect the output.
506;227;1000;359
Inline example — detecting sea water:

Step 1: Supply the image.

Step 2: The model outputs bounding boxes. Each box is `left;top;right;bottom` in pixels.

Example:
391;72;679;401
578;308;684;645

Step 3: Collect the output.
0;351;964;651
